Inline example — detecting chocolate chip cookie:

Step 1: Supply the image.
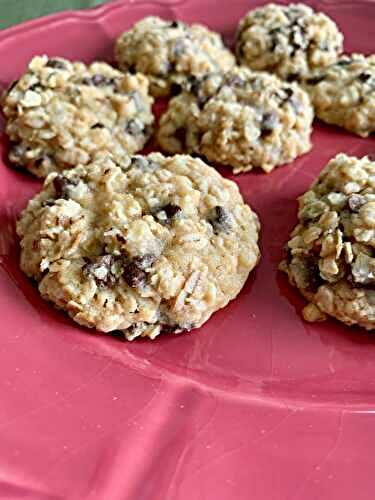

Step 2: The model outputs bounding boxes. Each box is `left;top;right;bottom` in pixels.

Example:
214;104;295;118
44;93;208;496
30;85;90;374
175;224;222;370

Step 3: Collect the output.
236;3;343;82
157;67;313;173
280;154;375;330
17;153;260;340
304;54;375;137
1;56;154;177
114;16;235;97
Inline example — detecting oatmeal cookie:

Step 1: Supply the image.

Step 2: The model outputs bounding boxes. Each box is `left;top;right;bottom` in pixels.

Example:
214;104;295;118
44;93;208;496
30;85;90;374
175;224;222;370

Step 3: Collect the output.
1;56;154;177
280;154;375;330
114;16;235;97
236;3;343;82
17;153;260;340
157;67;313;173
304;54;375;137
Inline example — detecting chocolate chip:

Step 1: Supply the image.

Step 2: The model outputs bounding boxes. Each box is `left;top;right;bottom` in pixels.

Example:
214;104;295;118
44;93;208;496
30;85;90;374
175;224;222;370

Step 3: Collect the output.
164;203;182;219
170;83;182;95
348;194;366;212
154;204;182;224
34;157;45;167
91;122;105;129
305;75;325;85
302;256;323;293
286;74;299;83
169;20;180;28
123;262;147;288
125;119;145;135
128;65;137;75
83;255;118;288
53;175;78;199
46;59;67;70
358;72;373;83
115;234;126;244
41;199;55;207
209;206;232;234
28;83;44;91
261;112;278;137
133;254;156;270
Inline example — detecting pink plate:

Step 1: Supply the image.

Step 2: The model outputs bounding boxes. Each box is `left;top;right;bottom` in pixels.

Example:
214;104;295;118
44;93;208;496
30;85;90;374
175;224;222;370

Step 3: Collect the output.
1;1;375;499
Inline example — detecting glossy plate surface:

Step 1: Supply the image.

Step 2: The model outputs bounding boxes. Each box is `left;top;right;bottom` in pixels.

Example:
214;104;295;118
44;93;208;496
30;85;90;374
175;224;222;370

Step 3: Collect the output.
1;1;375;499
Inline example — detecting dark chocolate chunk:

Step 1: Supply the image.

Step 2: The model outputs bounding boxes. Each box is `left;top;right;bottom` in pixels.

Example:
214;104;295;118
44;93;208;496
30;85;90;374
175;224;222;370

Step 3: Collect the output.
46;59;67;70
115;233;126;244
348;194;366;212
261;111;278;137
128;65;137;75
209;206;232;234
169;20;180;28
123;262;147;288
82;255;118;288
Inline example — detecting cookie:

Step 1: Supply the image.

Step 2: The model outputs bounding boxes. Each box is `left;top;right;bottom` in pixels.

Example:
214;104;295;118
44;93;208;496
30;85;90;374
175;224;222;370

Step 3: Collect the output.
114;16;235;97
280;153;375;330
236;3;343;82
17;153;260;340
1;56;154;177
304;54;375;137
157;67;313;174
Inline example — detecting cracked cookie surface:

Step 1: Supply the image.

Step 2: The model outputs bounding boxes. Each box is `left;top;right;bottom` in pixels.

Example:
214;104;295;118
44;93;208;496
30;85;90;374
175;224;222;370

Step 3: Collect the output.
235;3;343;82
157;67;313;173
17;153;260;340
280;154;375;330
304;54;375;137
1;56;154;177
114;16;235;97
